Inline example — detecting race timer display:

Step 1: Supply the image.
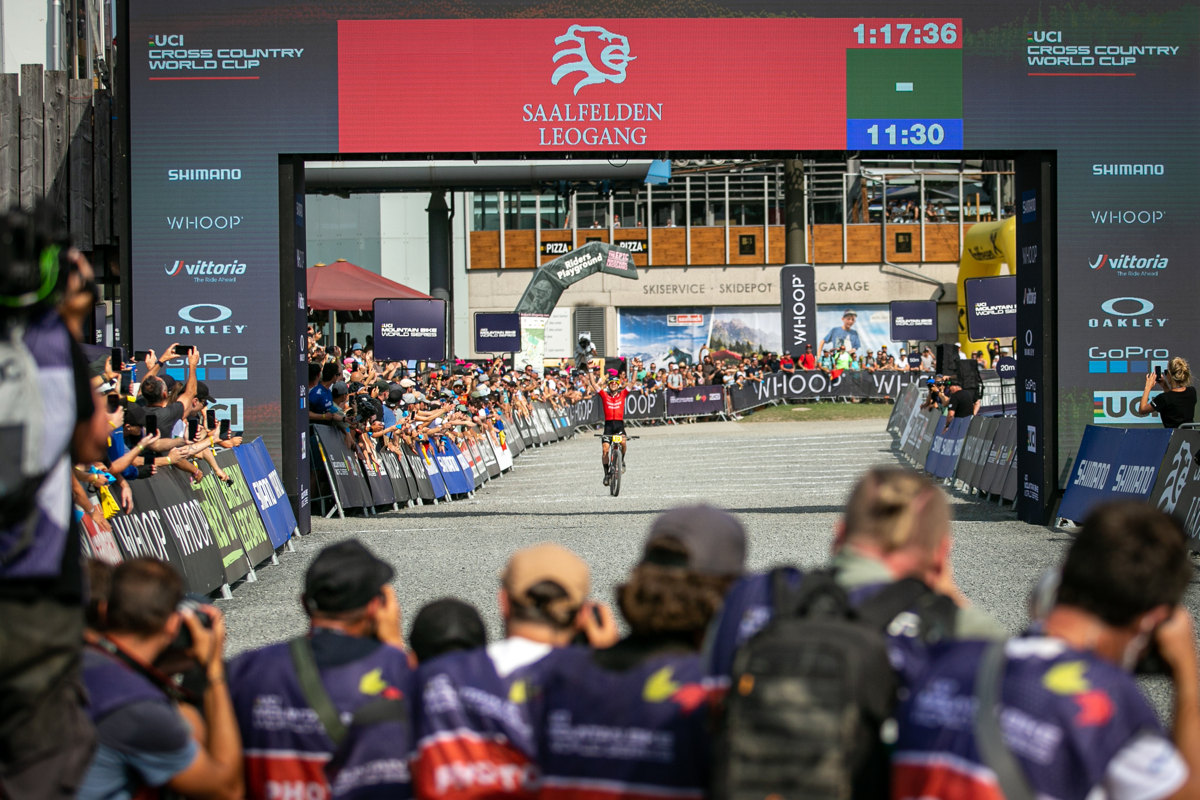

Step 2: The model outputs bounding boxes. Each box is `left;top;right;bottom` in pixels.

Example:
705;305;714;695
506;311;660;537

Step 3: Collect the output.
844;20;964;150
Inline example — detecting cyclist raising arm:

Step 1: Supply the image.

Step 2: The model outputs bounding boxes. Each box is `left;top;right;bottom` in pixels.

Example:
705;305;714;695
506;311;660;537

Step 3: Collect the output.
590;372;630;486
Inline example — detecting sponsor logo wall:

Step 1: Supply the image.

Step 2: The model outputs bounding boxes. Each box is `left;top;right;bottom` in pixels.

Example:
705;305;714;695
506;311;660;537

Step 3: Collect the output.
128;0;1200;531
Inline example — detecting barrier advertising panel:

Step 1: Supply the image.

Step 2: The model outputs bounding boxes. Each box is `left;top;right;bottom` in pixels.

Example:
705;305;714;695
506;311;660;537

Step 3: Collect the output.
402;443;436;502
954;416;997;492
234;438;299;548
1149;430;1200;546
312;424;372;509
730;371;923;410
141;472;225;596
212;449;275;569
666;386;725;417
1058;426;1173;523
169;467;250;585
924;416;971;479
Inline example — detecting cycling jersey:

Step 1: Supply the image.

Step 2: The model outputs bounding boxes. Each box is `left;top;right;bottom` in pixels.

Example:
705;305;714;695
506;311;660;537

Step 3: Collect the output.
600;388;629;422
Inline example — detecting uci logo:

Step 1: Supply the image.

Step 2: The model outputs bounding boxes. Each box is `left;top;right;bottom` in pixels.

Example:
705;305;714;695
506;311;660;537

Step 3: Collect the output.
178;303;233;323
552;24;635;94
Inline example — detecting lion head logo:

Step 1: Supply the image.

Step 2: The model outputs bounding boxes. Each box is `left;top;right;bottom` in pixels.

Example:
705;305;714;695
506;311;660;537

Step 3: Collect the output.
552;24;635;95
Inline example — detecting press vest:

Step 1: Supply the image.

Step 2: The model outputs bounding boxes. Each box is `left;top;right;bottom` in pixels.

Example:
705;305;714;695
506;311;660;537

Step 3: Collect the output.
412;647;542;800
227;636;414;800
531;644;716;800
892;637;1177;800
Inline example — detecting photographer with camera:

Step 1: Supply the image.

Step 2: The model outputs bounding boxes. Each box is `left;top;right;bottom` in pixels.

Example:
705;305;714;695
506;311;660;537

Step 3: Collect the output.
78;557;242;800
228;539;411;800
893;501;1200;800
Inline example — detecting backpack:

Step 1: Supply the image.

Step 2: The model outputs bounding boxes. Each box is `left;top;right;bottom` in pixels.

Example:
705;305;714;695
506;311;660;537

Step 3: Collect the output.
712;568;956;800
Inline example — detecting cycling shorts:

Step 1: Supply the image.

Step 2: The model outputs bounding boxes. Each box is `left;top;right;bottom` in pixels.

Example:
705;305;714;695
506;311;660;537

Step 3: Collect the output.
603;420;627;437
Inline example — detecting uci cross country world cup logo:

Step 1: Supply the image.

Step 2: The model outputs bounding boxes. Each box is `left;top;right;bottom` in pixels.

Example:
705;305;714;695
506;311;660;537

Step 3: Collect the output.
552;24;635;94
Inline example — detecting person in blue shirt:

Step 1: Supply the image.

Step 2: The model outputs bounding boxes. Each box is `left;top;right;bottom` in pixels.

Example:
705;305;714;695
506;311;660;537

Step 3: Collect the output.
308;362;340;424
820;309;862;353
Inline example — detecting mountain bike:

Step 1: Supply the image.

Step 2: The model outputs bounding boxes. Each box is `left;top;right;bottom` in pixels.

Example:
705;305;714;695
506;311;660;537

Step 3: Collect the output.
596;433;637;496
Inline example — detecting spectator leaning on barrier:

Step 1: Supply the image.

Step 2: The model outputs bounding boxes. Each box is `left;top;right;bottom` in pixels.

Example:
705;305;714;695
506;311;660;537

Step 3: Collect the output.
529;505;747;799
1134;356;1196;428
228;539;412;800
79;557;242;800
892;501;1200;800
410;543;617;800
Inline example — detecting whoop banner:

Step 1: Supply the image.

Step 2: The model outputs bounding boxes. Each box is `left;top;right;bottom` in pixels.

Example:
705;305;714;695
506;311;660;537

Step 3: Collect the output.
730;370;924;410
780;265;817;357
374;299;447;361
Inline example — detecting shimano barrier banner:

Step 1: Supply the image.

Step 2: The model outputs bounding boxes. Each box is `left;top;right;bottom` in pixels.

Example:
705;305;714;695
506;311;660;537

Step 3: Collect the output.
666;385;726;417
418;442;450;499
234;438;298;549
474;312;521;353
924;416;971;479
730;370;924;410
780;265;817;357
889;300;939;342
1149;430;1200;545
1056;426;1172;523
373;299;447;361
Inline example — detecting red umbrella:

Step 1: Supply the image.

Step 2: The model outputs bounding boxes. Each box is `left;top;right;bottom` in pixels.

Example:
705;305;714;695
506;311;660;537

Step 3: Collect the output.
306;259;432;311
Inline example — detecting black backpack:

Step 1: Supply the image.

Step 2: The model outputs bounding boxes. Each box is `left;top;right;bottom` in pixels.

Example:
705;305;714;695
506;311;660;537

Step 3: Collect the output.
712;568;956;800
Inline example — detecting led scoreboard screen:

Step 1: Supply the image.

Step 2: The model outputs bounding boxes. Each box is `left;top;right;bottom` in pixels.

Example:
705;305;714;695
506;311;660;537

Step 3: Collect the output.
337;18;963;152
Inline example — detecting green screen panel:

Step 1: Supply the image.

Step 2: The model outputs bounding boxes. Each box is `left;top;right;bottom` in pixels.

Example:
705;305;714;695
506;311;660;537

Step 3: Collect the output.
846;49;962;119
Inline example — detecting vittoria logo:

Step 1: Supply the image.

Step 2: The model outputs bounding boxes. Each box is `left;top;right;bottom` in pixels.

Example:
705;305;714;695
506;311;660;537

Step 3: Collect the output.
552;25;635;94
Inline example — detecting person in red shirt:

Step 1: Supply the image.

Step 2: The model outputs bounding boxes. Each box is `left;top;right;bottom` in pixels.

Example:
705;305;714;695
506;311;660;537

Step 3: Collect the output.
593;373;630;486
798;344;817;370
779;353;796;374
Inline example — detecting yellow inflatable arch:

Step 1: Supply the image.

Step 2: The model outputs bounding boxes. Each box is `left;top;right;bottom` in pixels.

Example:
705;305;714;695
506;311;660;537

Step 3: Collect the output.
956;215;1016;367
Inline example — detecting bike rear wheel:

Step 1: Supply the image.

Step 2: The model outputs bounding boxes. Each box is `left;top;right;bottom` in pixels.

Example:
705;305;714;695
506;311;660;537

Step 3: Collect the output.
610;448;622;496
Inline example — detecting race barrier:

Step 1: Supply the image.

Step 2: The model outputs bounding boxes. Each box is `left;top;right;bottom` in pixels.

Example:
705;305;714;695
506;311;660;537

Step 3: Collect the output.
81;438;300;597
889;379;1019;503
731;370;925;412
1057;425;1174;525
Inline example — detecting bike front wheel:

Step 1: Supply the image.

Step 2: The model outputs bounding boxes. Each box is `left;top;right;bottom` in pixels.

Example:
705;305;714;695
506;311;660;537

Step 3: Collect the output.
609;448;622;496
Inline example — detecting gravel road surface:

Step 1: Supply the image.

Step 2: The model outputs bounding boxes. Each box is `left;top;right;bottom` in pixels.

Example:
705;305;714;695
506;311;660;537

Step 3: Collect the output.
220;417;1198;714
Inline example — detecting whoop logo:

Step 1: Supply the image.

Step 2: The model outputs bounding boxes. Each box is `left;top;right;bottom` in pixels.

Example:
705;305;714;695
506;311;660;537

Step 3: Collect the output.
552;25;635;94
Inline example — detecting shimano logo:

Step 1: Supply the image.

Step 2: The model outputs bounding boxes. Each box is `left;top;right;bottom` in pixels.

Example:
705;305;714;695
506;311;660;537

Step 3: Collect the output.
1092;164;1164;176
167;168;241;181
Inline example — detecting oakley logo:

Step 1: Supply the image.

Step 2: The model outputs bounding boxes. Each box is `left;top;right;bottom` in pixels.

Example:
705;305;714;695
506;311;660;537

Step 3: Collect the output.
552;25;635;95
178;303;233;323
1100;297;1154;317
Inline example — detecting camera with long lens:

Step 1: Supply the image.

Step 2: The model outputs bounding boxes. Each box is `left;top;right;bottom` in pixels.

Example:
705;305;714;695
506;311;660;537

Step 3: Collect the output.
169;595;214;653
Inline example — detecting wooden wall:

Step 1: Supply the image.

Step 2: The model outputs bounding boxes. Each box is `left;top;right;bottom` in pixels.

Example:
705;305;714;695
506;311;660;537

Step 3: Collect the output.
470;222;965;269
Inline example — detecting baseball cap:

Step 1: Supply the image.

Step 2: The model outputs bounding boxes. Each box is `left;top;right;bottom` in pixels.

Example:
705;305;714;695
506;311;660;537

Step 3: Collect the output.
842;309;857;318
194;381;212;403
399;378;416;388
303;539;394;614
641;505;747;577
401;392;418;404
409;598;487;663
387;387;405;406
502;543;589;612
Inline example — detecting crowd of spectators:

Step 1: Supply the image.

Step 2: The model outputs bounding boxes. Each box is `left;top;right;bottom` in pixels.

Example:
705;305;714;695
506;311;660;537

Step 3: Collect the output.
70;478;1200;800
